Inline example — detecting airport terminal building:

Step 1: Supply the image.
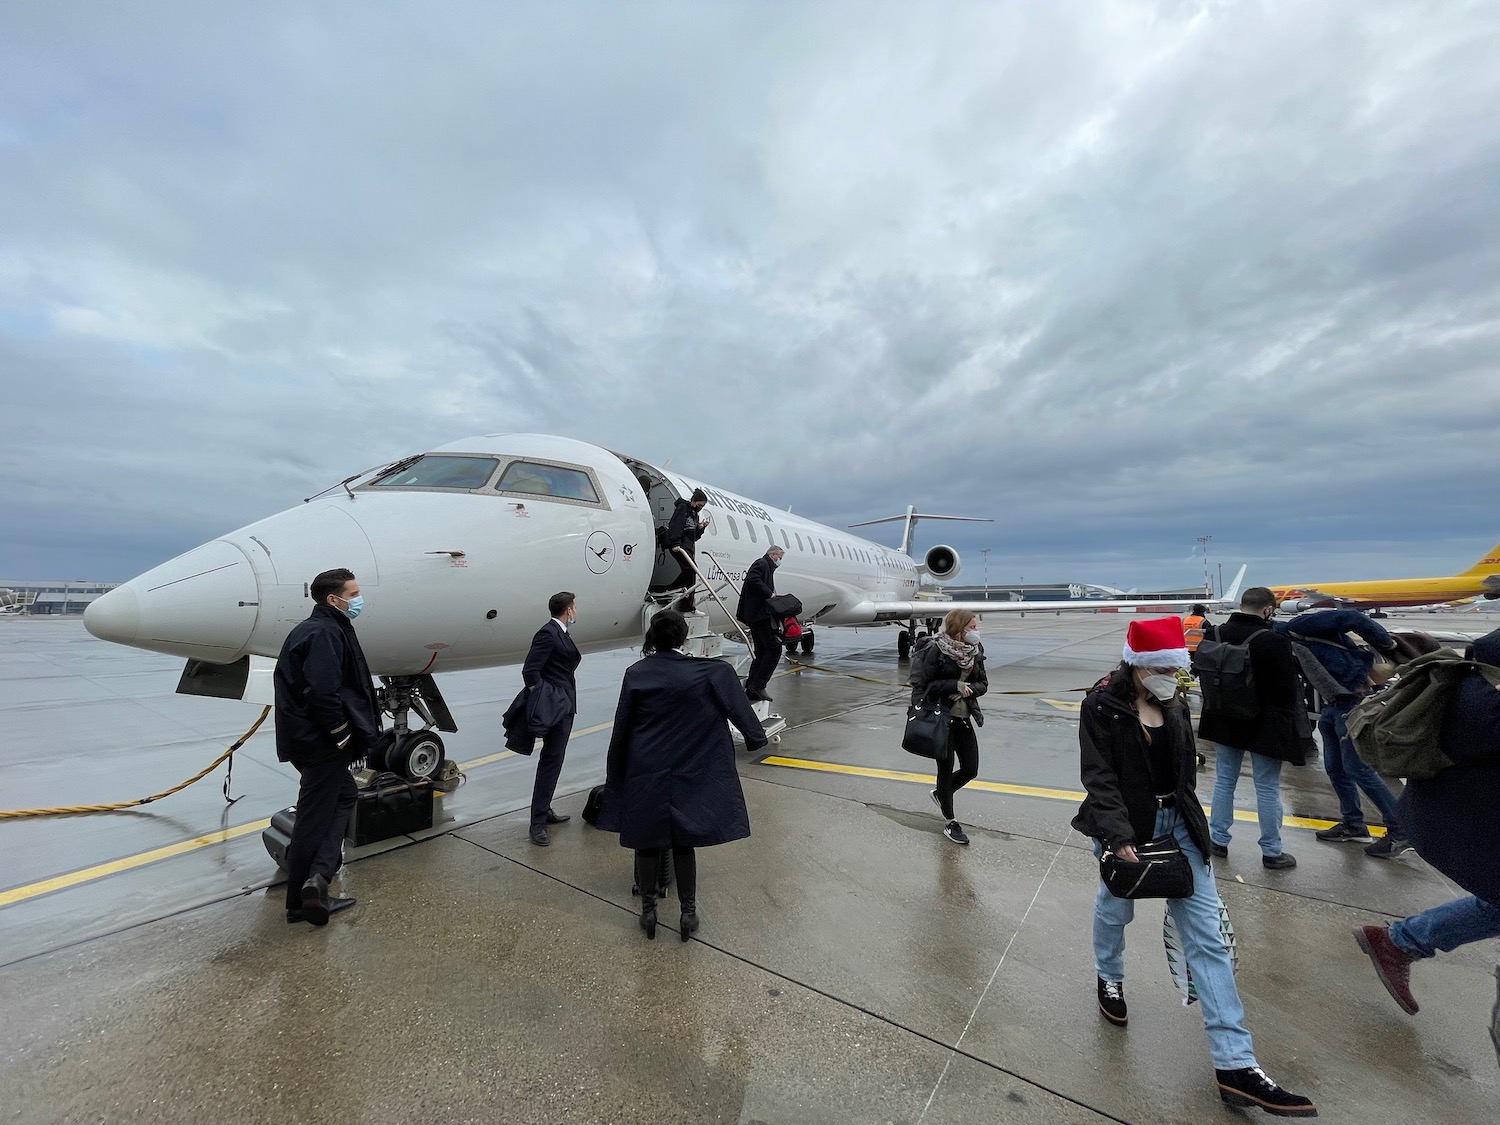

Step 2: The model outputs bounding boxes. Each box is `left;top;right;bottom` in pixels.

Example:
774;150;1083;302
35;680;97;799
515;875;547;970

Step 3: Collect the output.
0;580;118;615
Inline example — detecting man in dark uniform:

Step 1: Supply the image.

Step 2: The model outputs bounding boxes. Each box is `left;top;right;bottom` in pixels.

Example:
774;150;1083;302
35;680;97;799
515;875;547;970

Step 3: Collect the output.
274;567;381;925
736;545;784;702
666;488;709;612
523;591;582;846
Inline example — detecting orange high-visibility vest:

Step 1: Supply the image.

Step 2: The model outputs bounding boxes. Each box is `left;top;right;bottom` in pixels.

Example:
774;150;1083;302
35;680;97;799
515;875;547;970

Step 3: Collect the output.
1183;615;1208;653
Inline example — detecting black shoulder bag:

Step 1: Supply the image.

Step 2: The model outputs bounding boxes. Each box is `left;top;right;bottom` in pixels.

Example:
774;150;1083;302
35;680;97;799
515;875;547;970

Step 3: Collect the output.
1100;836;1195;900
902;689;950;760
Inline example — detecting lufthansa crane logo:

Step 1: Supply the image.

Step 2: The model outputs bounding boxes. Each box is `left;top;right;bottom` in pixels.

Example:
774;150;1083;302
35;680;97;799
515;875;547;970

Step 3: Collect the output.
585;531;616;575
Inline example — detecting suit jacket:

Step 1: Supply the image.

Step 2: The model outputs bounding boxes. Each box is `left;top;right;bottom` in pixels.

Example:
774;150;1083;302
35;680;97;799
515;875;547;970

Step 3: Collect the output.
736;554;777;624
501;681;572;753
597;650;767;849
521;619;581;720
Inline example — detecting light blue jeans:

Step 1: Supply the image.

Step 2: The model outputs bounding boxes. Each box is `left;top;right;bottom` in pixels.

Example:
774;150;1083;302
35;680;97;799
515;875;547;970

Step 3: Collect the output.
1208;745;1284;857
1389;897;1500;959
1093;807;1258;1071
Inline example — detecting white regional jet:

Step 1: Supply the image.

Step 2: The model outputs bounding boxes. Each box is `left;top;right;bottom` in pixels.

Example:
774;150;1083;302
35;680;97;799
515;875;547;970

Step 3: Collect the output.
85;434;1226;780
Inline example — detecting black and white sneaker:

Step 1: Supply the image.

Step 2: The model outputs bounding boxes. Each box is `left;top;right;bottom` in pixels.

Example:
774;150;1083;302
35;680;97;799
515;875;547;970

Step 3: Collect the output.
1097;977;1127;1026
1365;834;1413;859
1315;821;1373;843
943;820;970;846
1215;1066;1317;1117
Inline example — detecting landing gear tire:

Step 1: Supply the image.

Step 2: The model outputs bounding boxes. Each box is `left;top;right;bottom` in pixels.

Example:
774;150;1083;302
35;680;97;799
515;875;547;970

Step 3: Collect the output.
389;730;445;781
366;730;398;771
897;630;911;660
784;641;799;657
800;632;814;654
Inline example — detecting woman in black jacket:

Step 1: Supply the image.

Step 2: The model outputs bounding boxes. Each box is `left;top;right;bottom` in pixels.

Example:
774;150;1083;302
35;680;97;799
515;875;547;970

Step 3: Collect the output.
1072;617;1315;1117
597;610;768;940
909;609;988;846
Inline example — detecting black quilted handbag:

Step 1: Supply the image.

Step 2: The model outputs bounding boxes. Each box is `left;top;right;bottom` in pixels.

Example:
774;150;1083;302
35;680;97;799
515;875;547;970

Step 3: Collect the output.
1100;835;1195;900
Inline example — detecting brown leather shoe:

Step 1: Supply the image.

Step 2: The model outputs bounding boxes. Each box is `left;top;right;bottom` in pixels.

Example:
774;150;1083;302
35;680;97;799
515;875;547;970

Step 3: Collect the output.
1355;924;1419;1014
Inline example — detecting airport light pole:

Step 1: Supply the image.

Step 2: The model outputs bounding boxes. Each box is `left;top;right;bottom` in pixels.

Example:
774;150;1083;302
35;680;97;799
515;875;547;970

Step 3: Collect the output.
1196;535;1212;597
981;548;990;596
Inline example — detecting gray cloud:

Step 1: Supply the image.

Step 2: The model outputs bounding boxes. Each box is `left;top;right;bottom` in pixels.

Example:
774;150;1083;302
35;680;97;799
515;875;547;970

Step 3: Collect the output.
2;1;1497;591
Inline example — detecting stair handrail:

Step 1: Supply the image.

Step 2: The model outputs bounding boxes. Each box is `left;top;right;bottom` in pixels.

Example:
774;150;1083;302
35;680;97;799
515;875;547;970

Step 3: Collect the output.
669;547;755;652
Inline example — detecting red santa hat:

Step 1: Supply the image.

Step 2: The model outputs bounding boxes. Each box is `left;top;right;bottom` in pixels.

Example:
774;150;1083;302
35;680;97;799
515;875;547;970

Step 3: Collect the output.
1121;616;1190;670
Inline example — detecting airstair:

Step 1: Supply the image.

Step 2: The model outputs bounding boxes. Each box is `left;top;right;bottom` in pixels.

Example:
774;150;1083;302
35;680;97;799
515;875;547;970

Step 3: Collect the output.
642;552;787;745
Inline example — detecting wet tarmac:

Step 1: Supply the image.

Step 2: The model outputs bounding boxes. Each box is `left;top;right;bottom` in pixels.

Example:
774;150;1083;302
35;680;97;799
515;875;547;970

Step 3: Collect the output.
2;613;1497;1123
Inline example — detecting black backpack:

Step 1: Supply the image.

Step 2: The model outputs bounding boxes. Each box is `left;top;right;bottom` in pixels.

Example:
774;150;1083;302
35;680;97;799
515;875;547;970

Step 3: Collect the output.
1192;638;1259;721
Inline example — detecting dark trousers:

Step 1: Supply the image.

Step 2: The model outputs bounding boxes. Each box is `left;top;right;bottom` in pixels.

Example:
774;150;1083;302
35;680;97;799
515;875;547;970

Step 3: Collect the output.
636;847;697;905
530;715;574;827
671;554;697;611
285;757;356;910
746;619;780;695
936;718;980;820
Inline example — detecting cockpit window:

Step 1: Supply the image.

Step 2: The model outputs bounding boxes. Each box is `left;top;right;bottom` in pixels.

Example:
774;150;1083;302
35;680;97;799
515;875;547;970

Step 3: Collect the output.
367;454;500;491
494;460;602;505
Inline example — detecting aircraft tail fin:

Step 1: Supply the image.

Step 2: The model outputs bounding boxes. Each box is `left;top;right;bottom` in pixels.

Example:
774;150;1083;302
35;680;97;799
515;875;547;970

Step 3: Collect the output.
1460;542;1500;575
849;506;993;556
1220;564;1247;605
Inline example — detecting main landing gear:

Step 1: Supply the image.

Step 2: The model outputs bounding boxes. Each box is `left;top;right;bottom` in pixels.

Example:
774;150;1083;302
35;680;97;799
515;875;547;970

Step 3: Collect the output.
370;675;458;783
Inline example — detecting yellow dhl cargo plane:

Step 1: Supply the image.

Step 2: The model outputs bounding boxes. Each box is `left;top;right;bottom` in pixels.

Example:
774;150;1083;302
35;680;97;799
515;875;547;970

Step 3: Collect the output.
1271;540;1500;612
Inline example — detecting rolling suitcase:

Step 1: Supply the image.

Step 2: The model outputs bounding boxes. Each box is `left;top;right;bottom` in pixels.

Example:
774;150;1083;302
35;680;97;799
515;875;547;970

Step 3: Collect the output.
261;806;298;869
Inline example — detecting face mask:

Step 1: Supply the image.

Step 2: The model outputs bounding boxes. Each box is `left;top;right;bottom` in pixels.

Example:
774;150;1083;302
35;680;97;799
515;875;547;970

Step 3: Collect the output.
772;556;782;567
338;594;364;620
963;631;981;646
1141;674;1178;701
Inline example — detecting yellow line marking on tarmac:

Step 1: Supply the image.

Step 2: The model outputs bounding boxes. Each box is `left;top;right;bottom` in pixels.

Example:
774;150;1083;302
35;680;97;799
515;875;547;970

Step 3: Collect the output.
1038;699;1082;712
1;720;620;909
760;756;1379;836
0;821;272;908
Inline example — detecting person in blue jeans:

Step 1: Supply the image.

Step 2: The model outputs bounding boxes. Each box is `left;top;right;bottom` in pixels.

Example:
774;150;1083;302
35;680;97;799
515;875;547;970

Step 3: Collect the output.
1200;588;1312;870
1074;617;1316;1117
1356;627;1500;1015
1277;609;1408;858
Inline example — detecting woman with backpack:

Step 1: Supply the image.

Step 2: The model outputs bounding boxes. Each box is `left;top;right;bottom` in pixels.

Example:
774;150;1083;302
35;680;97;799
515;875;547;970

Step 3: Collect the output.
1354;626;1500;1015
1073;616;1316;1117
908;609;988;846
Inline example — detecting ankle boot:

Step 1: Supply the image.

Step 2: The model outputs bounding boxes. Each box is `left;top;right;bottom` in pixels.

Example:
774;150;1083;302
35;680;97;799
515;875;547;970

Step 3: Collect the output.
679;899;699;942
639;893;657;940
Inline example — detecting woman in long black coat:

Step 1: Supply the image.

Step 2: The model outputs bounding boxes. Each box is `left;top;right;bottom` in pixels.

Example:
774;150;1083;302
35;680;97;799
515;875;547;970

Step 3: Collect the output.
597;610;769;940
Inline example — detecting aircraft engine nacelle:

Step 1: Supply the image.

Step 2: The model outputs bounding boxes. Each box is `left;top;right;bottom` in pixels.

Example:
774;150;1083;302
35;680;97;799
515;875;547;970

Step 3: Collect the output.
923;544;961;582
1281;594;1335;613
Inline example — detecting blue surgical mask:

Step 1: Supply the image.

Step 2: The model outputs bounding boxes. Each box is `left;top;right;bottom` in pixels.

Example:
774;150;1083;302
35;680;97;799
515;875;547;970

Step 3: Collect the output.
339;594;364;619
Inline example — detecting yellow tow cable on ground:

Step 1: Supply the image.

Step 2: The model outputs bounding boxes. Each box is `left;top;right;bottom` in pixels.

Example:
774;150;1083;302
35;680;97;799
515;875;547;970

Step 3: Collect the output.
0;706;270;820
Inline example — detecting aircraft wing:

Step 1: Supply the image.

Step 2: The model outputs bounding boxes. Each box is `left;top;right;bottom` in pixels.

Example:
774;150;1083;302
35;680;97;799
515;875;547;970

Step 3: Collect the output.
847;596;1211;623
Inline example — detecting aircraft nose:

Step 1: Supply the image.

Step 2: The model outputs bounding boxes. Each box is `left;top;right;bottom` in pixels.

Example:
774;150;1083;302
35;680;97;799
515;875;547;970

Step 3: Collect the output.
84;540;260;663
83;585;140;646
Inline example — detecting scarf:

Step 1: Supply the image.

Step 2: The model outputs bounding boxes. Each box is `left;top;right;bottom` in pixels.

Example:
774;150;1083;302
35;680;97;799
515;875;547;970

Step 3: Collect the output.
934;632;977;670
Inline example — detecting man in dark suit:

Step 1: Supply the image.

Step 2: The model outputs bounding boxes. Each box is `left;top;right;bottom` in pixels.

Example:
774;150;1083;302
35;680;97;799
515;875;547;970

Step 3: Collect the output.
522;590;582;845
274;567;381;925
736;545;784;702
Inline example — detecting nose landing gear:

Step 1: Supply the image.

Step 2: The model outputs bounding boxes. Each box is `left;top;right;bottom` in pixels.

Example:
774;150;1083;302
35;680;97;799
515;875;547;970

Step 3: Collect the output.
374;674;457;782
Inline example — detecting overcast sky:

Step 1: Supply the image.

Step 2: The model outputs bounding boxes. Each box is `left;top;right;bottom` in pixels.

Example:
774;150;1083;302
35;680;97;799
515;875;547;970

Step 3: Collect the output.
2;1;1497;592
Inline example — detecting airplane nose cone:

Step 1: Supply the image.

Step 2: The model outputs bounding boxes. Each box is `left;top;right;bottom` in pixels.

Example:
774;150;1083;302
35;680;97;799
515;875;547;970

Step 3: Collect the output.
84;585;140;646
85;540;260;663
